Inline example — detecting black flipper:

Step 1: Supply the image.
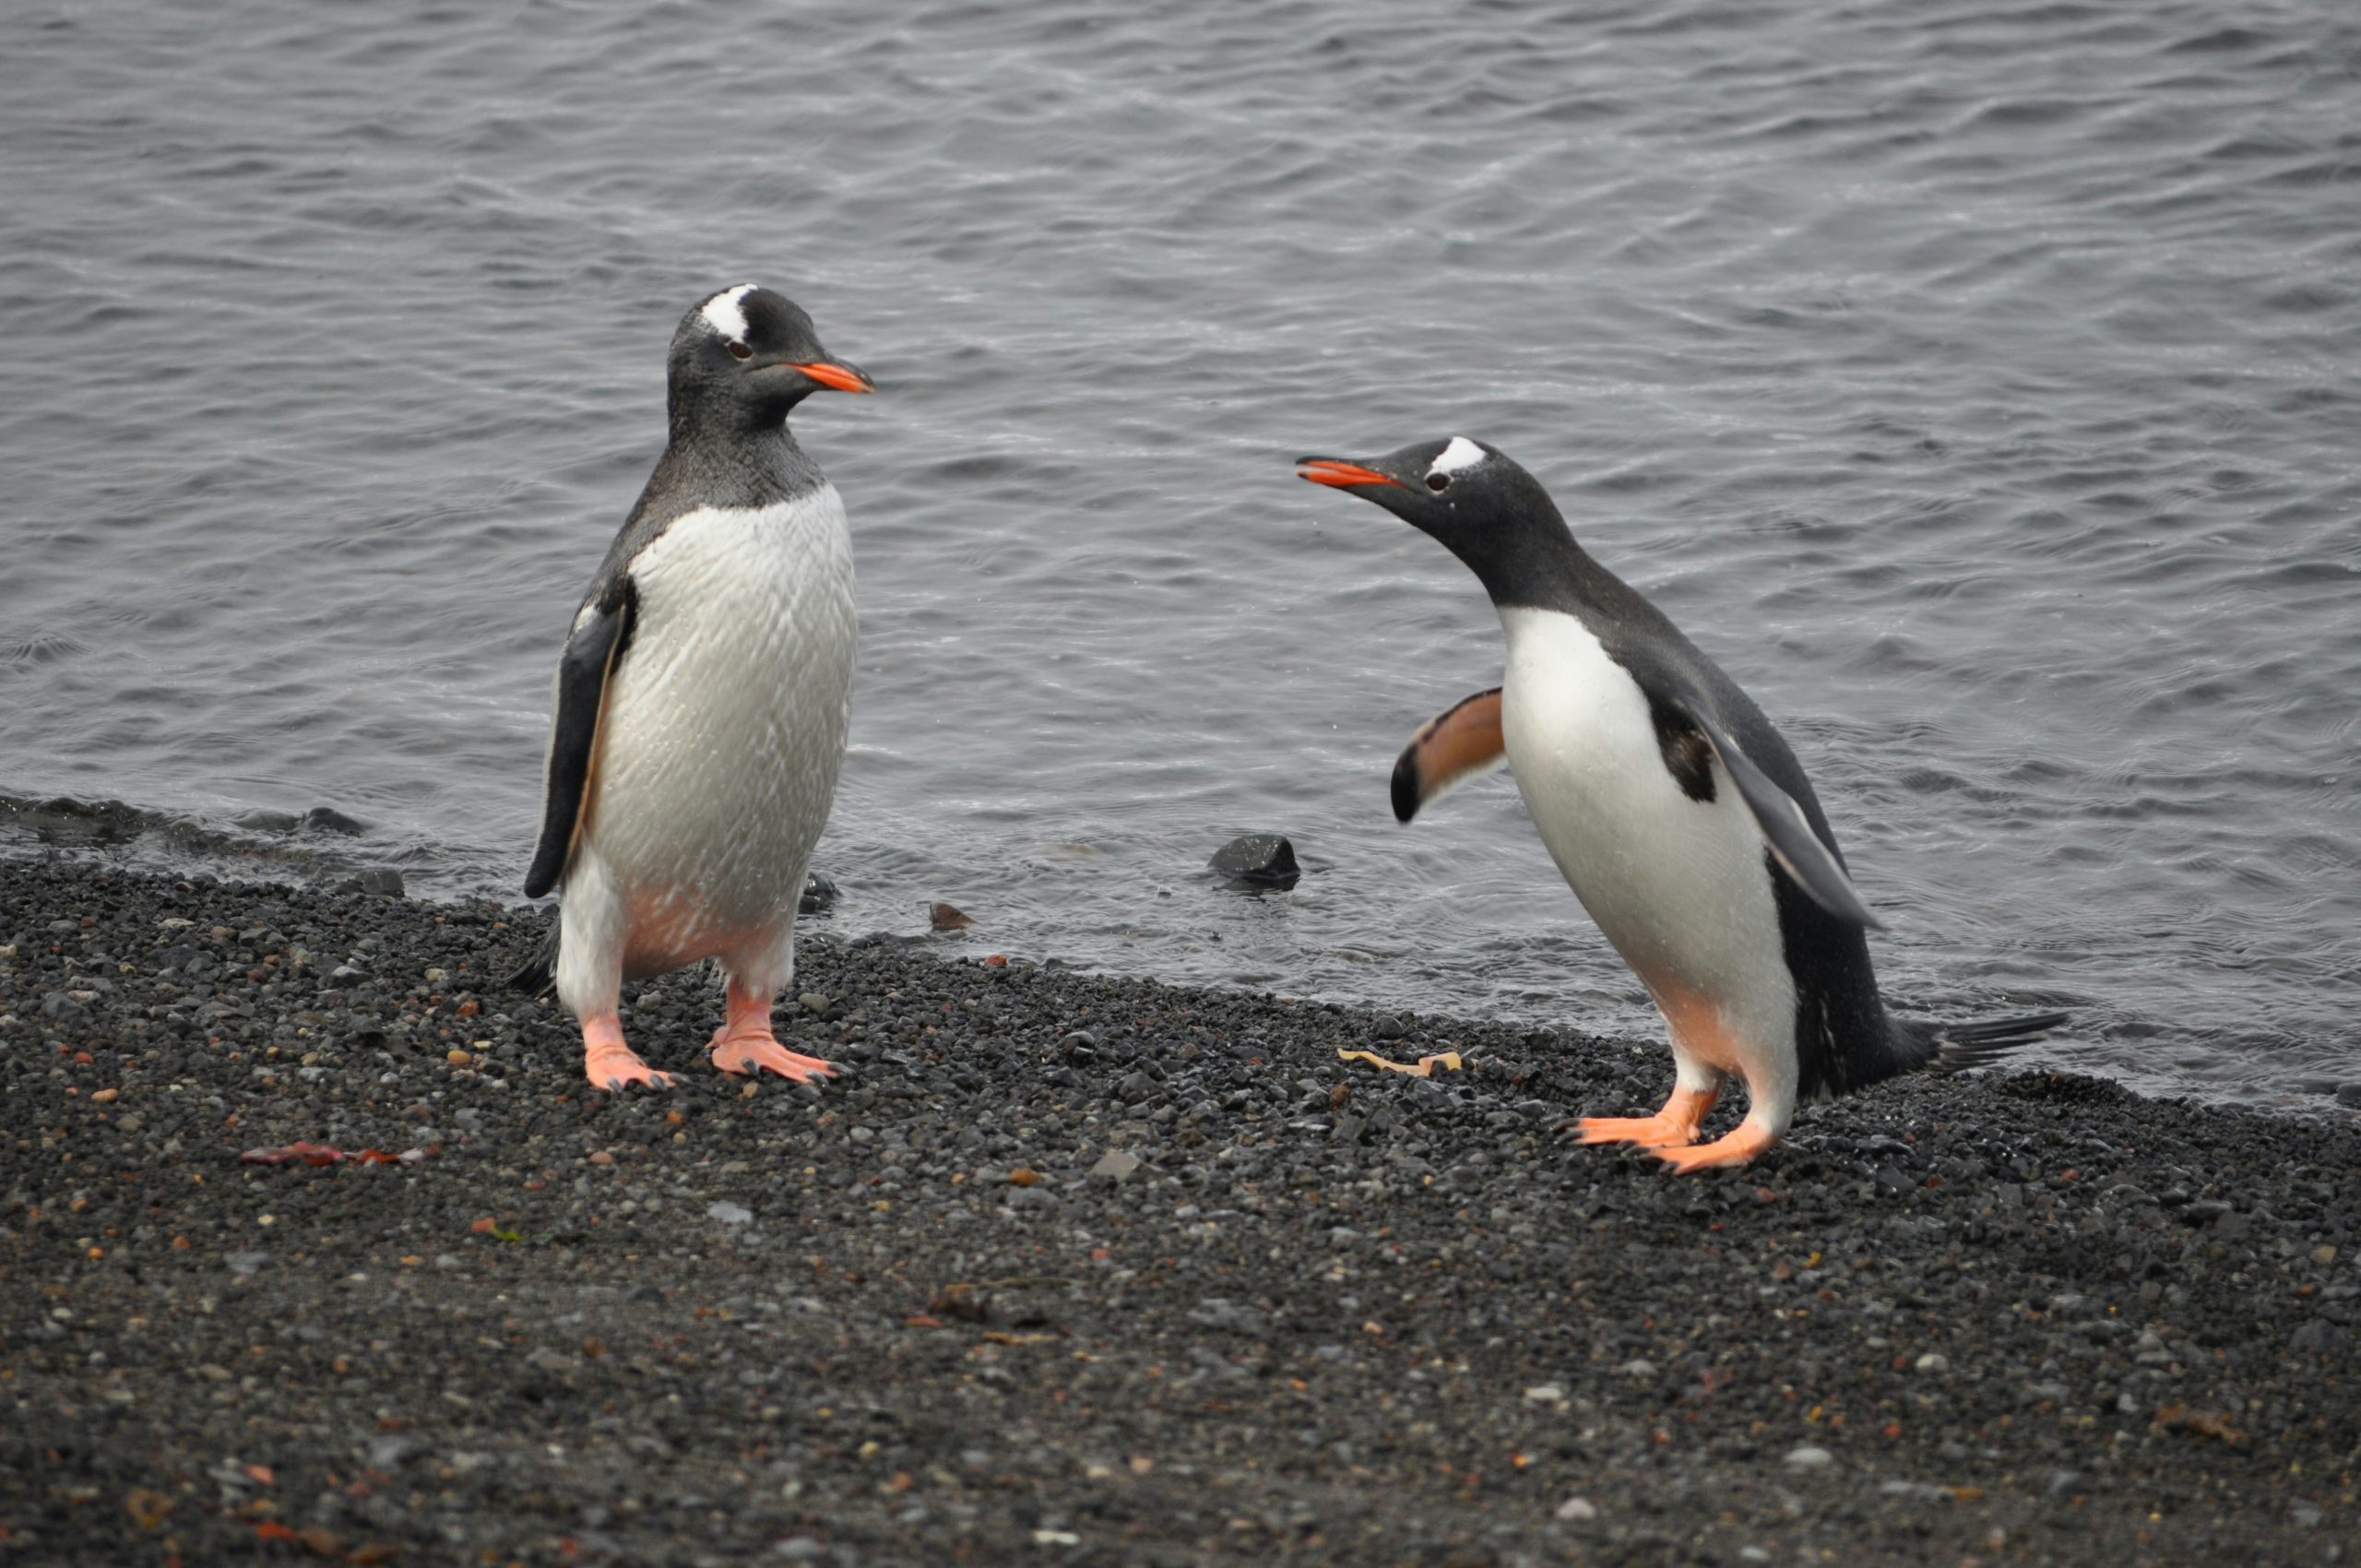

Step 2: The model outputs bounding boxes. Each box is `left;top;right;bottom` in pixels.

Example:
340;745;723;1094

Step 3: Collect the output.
1663;693;1882;931
523;582;635;900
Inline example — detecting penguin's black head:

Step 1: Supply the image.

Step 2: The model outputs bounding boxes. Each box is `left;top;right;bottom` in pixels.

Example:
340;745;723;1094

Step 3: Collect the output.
668;284;873;434
1297;437;1575;601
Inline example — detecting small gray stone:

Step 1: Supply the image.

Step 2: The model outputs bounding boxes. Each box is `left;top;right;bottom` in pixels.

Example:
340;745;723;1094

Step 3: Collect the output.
1187;1300;1268;1336
707;1202;754;1226
1784;1445;1833;1469
2290;1320;2340;1353
225;1251;268;1277
368;1435;420;1469
1088;1149;1140;1180
39;991;92;1026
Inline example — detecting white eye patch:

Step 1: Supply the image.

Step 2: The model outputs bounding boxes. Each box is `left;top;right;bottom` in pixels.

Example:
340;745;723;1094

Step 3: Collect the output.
700;284;757;345
1430;436;1486;477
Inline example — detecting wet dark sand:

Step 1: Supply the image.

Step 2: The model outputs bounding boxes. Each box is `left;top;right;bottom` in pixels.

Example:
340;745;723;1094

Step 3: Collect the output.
3;856;2355;1566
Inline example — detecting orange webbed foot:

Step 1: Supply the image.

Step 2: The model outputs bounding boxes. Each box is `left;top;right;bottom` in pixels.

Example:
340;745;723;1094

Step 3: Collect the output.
1575;1113;1698;1149
1653;1122;1776;1172
1572;1086;1717;1149
582;1014;676;1092
709;1031;837;1083
707;980;836;1084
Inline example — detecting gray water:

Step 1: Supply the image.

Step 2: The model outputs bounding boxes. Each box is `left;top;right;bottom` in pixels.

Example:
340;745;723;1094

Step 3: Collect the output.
4;0;2356;1108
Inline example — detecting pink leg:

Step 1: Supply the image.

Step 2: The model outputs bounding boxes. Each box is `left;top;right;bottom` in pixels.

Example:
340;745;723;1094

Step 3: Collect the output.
707;979;836;1083
1655;1119;1778;1172
582;1012;675;1092
1574;1085;1718;1149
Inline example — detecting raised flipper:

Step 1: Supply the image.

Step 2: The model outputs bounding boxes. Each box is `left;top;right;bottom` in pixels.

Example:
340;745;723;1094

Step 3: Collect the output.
1391;687;1505;824
1663;694;1881;930
523;581;635;899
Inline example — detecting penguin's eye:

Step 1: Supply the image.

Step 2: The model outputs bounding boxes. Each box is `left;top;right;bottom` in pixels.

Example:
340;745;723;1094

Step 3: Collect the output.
726;340;753;361
1426;472;1451;493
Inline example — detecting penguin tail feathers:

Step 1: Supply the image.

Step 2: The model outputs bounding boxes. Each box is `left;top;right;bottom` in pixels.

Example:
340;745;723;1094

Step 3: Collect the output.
508;918;561;998
1909;1011;2069;1075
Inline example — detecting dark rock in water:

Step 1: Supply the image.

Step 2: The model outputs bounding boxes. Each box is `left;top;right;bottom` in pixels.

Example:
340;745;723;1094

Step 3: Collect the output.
2339;1083;2361;1109
303;805;369;837
930;901;974;932
237;805;367;837
232;809;302;834
6;794;147;845
1209;833;1299;888
800;871;838;916
335;867;405;898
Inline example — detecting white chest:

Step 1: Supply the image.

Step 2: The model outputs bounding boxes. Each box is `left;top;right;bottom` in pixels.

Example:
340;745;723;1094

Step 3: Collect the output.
583;490;858;917
1497;607;1664;820
625;489;856;662
1496;606;1791;1028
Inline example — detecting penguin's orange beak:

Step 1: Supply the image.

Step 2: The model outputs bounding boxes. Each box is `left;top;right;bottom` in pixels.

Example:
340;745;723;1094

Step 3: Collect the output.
787;361;875;394
1296;457;1403;489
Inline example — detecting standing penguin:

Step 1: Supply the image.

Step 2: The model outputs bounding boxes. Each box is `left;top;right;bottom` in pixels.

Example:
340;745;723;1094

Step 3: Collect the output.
1299;437;2062;1170
516;285;872;1092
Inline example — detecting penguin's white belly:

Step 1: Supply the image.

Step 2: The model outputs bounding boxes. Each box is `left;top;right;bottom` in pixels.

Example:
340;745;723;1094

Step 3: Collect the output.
1496;607;1795;1074
579;492;855;976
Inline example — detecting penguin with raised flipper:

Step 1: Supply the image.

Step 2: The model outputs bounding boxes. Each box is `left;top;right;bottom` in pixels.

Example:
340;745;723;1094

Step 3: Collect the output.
1300;437;2062;1169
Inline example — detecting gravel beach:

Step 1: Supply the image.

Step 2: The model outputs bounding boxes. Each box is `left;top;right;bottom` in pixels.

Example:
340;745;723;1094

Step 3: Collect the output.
3;856;2355;1566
